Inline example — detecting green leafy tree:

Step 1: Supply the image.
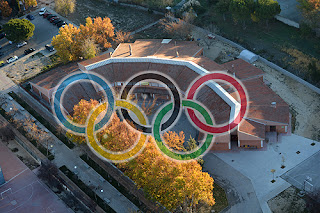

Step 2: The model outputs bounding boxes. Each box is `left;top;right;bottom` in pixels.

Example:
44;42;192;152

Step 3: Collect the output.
229;0;254;29
216;0;231;21
253;0;281;27
3;18;35;42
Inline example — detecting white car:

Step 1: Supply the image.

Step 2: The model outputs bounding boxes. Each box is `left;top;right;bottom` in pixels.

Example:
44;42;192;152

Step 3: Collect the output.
7;56;18;64
39;7;46;15
17;41;27;48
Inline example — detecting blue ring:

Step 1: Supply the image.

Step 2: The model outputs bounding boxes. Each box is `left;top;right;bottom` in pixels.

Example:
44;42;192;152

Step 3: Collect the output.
53;72;115;134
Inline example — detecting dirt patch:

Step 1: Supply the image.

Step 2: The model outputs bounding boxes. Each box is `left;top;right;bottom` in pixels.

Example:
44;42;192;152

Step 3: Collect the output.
4;139;39;170
66;0;163;31
254;60;320;141
3;52;51;83
268;186;307;213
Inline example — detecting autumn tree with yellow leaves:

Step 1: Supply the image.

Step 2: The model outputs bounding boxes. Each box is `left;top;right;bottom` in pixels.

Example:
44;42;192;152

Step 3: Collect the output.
52;17;115;62
66;99;215;211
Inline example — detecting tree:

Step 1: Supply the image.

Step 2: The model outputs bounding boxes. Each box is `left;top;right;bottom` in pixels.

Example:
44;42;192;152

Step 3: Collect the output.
216;0;230;21
253;0;281;27
55;0;75;16
297;0;320;28
80;17;115;49
160;14;193;40
114;30;132;44
271;169;276;182
0;124;15;142
80;38;99;59
3;19;35;42
0;0;12;17
24;0;37;9
229;0;254;29
163;131;185;151
187;137;197;151
52;23;81;62
121;139;215;211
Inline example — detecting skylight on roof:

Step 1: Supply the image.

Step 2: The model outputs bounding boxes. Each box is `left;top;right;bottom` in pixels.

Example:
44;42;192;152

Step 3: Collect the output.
161;39;172;44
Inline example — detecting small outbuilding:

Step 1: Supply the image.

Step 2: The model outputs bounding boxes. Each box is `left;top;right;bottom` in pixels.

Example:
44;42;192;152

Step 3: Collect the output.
238;50;258;64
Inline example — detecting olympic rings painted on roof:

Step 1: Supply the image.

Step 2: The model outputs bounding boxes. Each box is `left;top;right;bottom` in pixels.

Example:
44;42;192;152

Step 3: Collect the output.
119;72;181;134
52;71;115;135
186;72;248;134
51;70;248;162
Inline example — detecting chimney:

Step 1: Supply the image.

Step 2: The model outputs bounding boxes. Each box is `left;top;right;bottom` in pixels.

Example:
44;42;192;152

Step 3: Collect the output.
271;102;276;108
129;44;132;56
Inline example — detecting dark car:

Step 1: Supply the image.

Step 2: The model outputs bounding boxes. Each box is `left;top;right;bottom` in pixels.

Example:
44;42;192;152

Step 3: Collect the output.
47;15;57;20
24;48;35;55
50;17;59;23
0;33;6;39
57;21;66;28
26;14;35;20
45;45;55;52
53;18;61;24
43;12;51;18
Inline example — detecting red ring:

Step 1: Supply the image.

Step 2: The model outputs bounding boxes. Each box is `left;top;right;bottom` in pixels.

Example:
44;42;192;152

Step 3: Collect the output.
186;73;247;134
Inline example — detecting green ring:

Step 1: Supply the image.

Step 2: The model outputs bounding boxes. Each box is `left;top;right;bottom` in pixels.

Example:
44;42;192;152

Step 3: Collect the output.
153;100;214;160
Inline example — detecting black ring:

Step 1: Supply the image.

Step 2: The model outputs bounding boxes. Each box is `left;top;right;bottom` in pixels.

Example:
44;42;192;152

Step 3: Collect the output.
119;72;181;134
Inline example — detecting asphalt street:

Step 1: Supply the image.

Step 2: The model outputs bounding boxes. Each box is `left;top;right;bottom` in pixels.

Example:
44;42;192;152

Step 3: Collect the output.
0;9;61;65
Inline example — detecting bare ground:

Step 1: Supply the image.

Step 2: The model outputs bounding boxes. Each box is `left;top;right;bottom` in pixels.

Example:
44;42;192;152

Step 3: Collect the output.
3;139;39;170
3;52;51;83
268;186;307;213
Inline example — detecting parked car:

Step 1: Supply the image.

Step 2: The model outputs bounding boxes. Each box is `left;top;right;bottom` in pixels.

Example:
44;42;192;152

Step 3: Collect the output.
26;14;35;20
47;14;57;20
17;41;27;48
39;7;46;16
50;17;59;23
0;33;5;39
53;18;61;24
55;20;64;25
57;21;66;28
43;12;51;18
7;56;18;64
24;48;35;55
45;45;54;52
0;61;4;67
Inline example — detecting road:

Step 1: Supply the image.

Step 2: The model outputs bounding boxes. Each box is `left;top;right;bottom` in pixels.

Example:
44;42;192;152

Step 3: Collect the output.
0;8;61;66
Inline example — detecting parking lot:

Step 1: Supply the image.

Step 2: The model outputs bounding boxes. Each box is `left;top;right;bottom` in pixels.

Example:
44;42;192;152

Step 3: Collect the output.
0;8;67;66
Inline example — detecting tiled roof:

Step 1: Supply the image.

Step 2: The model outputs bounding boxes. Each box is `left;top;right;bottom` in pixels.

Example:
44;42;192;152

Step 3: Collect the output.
239;119;265;139
112;39;203;59
29;39;289;138
222;59;264;80
30;62;80;90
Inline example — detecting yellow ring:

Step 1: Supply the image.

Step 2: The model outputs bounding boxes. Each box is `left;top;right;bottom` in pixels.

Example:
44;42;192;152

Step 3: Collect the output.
86;100;148;162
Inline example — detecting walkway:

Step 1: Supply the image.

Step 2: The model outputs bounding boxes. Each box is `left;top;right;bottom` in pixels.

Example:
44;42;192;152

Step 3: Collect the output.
203;154;262;213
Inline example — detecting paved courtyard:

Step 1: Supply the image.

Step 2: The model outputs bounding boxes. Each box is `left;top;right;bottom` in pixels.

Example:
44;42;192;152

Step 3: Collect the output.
205;133;320;212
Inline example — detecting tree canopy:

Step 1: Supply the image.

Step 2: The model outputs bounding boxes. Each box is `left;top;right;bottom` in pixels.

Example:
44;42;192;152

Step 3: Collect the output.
52;17;115;62
55;0;75;16
0;0;12;17
253;0;281;26
3;19;35;42
66;99;215;210
297;0;320;28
